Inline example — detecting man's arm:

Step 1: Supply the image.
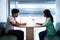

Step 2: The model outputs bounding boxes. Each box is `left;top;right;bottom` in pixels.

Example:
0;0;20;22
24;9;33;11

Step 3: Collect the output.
9;17;26;27
19;23;26;25
10;21;26;27
10;22;20;27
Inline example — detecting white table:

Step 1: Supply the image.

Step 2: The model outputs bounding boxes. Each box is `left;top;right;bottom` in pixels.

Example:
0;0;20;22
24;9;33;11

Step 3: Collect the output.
15;25;46;40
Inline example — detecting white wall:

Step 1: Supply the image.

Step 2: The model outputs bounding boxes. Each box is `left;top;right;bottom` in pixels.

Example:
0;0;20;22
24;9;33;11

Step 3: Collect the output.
0;0;8;22
56;0;60;31
56;0;60;22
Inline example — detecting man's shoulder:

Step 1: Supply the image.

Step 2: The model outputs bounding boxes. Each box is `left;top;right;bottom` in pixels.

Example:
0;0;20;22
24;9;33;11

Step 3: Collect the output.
8;16;13;18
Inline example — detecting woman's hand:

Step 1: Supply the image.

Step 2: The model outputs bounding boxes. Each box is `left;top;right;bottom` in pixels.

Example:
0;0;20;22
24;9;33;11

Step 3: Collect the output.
36;23;42;25
36;23;44;27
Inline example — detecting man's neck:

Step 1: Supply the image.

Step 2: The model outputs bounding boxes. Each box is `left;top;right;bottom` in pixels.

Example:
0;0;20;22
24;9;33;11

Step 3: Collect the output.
12;15;15;18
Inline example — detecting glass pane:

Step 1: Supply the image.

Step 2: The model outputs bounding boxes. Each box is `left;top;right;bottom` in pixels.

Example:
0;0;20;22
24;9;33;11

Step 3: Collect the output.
10;1;16;8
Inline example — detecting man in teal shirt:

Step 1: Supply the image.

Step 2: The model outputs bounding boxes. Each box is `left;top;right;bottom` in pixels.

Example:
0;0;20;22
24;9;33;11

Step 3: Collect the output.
37;9;56;40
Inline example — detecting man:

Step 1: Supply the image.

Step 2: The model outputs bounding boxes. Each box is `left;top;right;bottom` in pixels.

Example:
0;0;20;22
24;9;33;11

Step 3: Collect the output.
5;9;26;40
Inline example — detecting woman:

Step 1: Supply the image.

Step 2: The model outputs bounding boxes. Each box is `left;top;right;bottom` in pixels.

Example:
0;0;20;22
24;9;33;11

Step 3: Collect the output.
37;9;56;40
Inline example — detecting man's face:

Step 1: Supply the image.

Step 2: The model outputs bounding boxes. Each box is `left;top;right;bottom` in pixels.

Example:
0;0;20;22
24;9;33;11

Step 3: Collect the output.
14;13;18;17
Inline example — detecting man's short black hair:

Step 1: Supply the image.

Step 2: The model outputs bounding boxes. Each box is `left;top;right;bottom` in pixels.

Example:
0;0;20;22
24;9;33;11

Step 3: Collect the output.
11;9;19;14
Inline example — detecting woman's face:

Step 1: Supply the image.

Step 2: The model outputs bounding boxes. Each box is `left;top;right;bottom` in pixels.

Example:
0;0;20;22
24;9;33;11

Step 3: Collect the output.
44;13;46;17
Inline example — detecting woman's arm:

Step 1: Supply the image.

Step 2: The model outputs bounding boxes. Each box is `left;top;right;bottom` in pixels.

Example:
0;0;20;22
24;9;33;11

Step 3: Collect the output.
42;18;51;27
36;23;43;25
36;18;51;27
36;23;44;27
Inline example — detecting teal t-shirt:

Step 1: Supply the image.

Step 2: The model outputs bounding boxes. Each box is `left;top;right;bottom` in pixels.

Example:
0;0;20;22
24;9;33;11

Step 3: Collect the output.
43;18;56;36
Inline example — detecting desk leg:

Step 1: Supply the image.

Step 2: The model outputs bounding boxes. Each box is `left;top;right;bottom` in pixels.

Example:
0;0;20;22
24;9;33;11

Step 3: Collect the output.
26;27;34;40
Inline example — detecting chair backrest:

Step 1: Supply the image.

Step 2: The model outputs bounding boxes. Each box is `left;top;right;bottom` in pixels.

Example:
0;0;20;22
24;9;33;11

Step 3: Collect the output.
0;22;7;36
56;22;60;31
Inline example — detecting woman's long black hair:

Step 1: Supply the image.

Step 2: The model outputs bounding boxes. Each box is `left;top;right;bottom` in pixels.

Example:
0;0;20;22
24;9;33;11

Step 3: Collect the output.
43;9;54;22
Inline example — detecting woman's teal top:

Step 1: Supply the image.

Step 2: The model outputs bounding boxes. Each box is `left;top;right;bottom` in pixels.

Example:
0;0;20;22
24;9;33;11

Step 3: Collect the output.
43;18;56;36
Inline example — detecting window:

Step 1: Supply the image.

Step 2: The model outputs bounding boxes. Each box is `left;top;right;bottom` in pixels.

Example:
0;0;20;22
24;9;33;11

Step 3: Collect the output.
10;1;56;24
10;0;56;40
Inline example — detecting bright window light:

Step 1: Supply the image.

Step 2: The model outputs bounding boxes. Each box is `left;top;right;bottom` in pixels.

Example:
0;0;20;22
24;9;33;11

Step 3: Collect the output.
16;4;56;8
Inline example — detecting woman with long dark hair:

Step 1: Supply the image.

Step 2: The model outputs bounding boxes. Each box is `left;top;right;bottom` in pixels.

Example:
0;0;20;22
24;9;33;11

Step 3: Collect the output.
37;9;56;40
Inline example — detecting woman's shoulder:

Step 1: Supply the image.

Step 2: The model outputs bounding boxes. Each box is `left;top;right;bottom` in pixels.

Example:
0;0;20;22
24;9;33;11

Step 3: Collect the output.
47;17;51;20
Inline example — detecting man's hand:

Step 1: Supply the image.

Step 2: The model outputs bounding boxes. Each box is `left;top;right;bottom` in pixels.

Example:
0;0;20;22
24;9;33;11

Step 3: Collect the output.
15;22;20;27
20;23;26;26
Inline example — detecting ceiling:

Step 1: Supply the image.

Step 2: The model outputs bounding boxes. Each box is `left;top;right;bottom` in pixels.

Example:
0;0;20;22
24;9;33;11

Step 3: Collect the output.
10;0;55;2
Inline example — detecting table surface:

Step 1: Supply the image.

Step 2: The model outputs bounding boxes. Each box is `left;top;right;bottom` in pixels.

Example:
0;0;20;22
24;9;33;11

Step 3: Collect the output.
18;24;44;28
